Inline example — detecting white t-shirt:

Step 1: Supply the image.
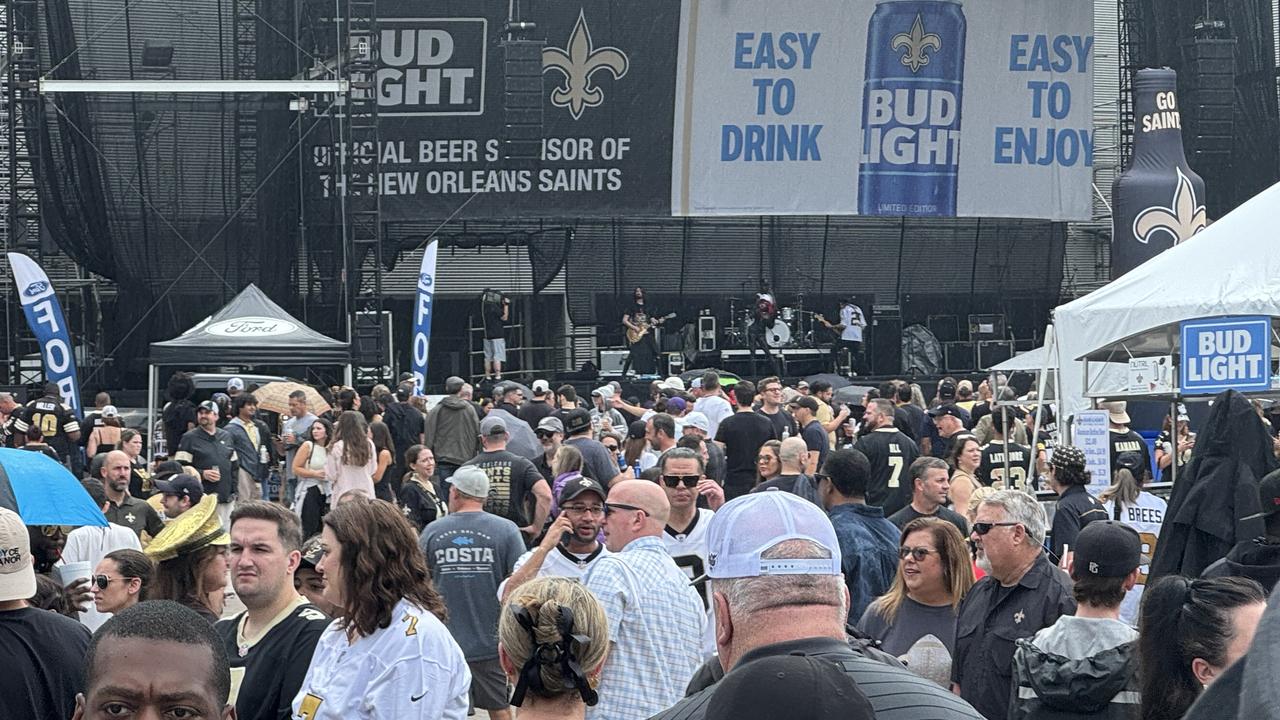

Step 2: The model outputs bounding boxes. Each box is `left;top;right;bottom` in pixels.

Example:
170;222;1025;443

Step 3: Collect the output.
662;508;717;656
58;522;142;631
840;304;866;342
496;544;612;599
1101;491;1167;626
292;598;470;720
692;395;733;440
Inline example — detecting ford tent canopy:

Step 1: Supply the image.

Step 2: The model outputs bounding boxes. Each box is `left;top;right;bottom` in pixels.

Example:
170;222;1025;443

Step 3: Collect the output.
150;284;349;366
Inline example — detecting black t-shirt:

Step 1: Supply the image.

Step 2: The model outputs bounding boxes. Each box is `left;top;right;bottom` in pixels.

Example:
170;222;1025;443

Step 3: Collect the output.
463;449;546;527
626;302;651;330
757;407;798;440
800;419;828;471
887;503;970;536
176;426;239;503
716;412;778;495
0;606;91;720
215;602;329;720
482;296;505;339
517;399;555;429
381;401;424;463
977;441;1034;491
1109;429;1151;478
162;400;198;458
854;427;920;516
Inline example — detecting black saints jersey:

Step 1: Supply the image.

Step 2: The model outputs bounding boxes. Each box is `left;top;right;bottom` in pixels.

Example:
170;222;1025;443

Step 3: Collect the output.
854;427;920;515
215;599;329;720
978;441;1034;491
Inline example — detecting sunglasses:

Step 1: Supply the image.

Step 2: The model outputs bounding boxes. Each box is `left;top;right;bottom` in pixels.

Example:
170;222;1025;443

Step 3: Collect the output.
972;521;1021;535
899;547;937;561
603;444;620;452
535;430;557;439
604;503;648;518
756;455;775;463
92;574;135;590
661;474;700;489
40;525;73;538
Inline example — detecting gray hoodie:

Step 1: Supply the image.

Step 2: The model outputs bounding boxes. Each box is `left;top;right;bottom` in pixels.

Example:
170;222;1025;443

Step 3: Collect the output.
1009;616;1139;720
423;395;480;466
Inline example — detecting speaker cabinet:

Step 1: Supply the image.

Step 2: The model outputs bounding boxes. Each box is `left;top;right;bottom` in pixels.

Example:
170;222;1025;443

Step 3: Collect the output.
945;341;976;372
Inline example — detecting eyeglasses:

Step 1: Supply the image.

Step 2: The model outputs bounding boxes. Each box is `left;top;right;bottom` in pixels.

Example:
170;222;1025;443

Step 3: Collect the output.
764;386;783;393
972;521;1022;536
603;444;620;452
92;574;135;590
813;473;830;484
661;474;700;488
899;547;937;561
562;504;606;517
604;503;648;518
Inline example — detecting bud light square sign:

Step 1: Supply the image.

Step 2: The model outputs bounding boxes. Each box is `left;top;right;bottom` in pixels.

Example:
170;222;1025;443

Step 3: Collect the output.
1180;316;1272;395
672;0;1093;219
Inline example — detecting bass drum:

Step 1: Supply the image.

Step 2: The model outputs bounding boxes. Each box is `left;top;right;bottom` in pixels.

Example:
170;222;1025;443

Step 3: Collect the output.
748;319;792;348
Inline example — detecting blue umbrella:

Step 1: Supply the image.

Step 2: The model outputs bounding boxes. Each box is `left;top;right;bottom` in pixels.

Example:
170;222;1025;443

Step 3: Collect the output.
0;448;106;526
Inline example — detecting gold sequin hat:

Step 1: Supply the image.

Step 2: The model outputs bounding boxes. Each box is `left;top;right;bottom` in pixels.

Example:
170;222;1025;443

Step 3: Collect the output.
144;494;228;562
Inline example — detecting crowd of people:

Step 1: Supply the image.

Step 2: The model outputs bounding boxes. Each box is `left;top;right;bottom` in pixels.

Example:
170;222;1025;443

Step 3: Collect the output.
5;368;1280;719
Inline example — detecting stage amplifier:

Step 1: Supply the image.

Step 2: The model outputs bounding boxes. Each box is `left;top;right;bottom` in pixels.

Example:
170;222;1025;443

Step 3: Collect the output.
967;314;1006;340
977;340;1015;369
698;314;717;352
944;341;976;372
599;350;628;376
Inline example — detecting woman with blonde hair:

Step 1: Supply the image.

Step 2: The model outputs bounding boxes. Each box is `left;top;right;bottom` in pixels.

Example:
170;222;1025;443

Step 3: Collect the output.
500;576;609;719
857;517;975;687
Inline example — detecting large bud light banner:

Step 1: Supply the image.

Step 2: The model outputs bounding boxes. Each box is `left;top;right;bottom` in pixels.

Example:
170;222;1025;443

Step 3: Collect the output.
410;241;438;394
6;253;82;415
317;0;680;220
1110;68;1206;279
671;0;1094;219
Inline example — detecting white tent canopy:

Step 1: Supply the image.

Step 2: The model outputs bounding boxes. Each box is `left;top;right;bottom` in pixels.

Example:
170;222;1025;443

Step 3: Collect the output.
991;343;1051;373
1053;180;1280;421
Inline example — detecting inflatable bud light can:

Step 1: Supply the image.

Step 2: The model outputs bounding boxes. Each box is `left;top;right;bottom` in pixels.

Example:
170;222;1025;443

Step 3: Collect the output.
859;0;966;216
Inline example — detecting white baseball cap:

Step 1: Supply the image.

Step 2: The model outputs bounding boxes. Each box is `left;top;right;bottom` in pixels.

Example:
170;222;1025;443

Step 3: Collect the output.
0;507;36;602
662;376;686;391
227;377;245;391
531;379;550;395
451;466;491;498
682;411;710;435
697;491;842;582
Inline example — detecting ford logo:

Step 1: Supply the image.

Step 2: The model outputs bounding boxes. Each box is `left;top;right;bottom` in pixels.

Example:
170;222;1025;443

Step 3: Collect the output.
206;316;299;337
22;281;48;297
419;272;433;289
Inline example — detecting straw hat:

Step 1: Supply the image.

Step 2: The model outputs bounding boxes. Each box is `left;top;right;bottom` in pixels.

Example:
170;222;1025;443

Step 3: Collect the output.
144;495;228;562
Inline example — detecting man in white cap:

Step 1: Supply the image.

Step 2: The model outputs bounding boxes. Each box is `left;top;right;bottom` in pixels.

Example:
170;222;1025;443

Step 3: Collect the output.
518;379;555;429
1103;401;1151;479
0;506;92;720
227;376;245;398
650;492;982;720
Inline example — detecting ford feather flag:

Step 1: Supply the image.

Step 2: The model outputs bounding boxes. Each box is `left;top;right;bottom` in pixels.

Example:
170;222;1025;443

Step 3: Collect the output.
410;241;438;394
7;252;82;415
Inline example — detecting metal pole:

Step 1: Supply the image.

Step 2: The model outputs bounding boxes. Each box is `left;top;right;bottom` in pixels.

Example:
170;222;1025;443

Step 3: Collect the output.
146;364;157;465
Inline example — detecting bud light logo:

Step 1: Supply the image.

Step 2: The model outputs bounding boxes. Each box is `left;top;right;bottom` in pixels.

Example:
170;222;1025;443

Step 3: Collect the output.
418;272;434;291
22;281;48;297
350;19;487;117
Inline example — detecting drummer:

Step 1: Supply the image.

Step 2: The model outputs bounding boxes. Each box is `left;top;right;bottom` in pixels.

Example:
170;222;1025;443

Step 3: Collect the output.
747;285;782;376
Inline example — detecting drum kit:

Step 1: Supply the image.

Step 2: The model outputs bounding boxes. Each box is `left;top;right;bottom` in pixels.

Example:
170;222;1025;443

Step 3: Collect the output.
723;294;827;350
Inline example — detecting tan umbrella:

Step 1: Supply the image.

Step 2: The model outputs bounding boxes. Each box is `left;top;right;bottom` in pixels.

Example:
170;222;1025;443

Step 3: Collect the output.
252;381;331;416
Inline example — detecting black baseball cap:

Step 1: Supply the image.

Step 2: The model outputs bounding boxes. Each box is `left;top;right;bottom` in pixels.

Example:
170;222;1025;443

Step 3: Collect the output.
937;381;957;400
1244;468;1280;520
153;474;204;504
1072;520;1149;579
790;396;819;413
299;535;325;570
559;475;607;505
564;408;592;435
928;404;965;420
705;654;875;720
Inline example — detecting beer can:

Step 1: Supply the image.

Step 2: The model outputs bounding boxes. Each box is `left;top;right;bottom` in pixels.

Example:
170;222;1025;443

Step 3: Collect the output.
858;0;966;216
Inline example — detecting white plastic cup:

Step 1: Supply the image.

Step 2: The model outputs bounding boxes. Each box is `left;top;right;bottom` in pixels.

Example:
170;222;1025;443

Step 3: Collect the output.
59;560;93;587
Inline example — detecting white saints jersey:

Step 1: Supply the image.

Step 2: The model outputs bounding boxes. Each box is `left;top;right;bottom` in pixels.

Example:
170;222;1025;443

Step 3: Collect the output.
292;598;470;720
663;508;717;657
1102;491;1168;627
496;543;612;599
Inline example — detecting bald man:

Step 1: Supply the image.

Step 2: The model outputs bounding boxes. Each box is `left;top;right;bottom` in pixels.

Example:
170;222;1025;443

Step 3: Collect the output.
585;480;706;720
101;449;165;540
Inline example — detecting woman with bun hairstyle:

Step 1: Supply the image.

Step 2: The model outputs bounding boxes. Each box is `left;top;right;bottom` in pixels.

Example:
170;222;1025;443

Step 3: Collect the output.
499;576;609;719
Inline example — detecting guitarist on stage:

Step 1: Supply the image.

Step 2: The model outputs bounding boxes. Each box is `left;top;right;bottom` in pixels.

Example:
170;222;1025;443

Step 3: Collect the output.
621;286;664;376
825;296;867;376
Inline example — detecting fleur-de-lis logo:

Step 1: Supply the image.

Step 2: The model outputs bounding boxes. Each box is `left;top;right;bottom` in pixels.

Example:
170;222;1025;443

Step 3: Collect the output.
542;9;629;120
1132;168;1207;245
891;14;942;73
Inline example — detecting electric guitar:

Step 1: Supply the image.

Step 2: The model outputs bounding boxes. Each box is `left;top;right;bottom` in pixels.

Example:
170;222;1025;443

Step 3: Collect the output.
626;313;675;344
815;313;839;331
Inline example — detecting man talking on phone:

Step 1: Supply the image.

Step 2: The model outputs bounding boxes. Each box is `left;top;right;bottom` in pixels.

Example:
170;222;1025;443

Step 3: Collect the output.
175;400;240;530
498;475;611;601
